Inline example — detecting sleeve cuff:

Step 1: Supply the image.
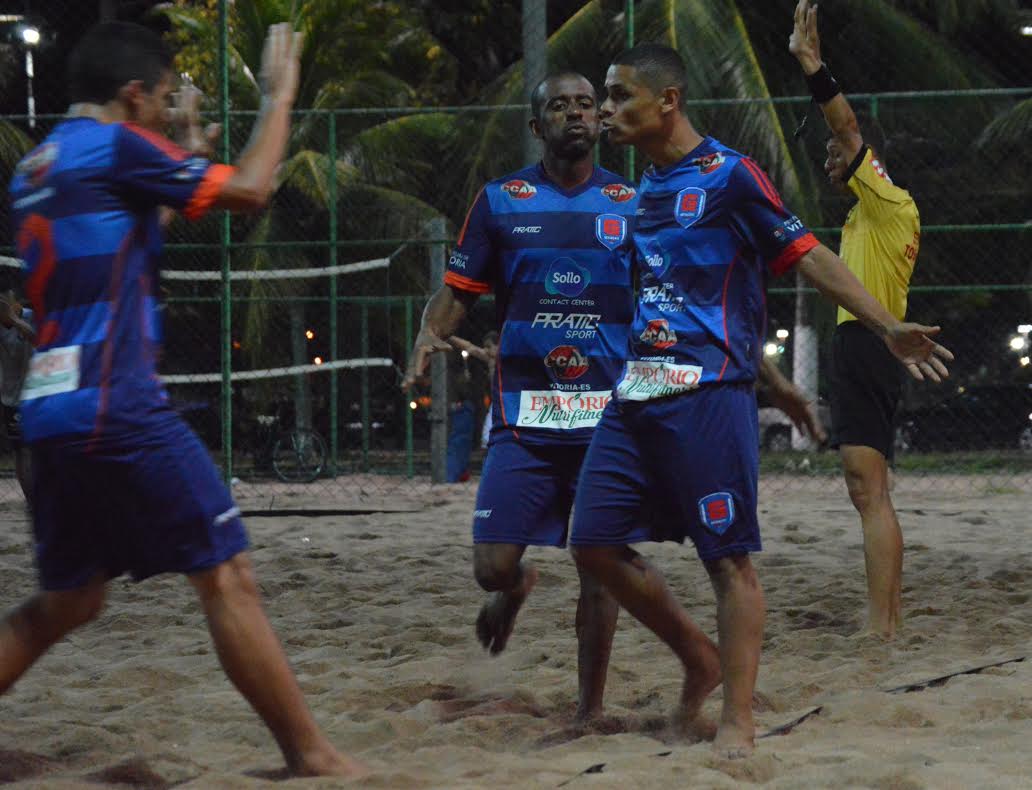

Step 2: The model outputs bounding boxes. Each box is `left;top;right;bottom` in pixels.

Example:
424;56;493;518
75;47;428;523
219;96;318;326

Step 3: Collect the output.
444;271;491;294
183;164;236;221
769;233;820;277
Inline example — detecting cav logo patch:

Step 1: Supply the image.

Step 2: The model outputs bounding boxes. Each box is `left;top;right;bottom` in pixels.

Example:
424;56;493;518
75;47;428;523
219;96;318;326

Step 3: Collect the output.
674;187;707;228
698;492;735;535
595;213;627;250
501;179;537;199
545;257;591;297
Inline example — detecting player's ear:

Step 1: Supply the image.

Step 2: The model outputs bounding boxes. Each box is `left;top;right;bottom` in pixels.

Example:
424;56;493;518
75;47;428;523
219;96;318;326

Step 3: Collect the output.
659;86;681;116
118;80;146;116
529;116;544;141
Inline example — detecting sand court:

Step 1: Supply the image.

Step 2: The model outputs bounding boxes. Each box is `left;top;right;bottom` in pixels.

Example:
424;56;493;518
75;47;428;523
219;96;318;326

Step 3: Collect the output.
1;477;1031;788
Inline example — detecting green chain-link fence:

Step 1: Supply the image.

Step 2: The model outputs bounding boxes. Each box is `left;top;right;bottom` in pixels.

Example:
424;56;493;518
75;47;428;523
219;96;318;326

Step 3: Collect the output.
1;1;1030;508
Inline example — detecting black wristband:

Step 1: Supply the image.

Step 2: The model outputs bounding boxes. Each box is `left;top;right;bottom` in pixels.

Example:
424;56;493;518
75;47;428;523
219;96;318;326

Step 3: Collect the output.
806;64;841;104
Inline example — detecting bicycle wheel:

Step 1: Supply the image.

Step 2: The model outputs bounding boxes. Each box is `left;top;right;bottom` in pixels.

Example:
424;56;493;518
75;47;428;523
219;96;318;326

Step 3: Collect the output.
272;429;327;483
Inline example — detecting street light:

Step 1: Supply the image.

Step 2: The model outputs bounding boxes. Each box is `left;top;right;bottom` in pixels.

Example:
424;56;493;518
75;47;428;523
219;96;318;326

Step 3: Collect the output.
19;23;41;130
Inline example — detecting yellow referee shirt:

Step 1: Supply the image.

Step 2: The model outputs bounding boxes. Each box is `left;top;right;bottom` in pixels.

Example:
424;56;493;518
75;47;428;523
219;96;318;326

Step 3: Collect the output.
837;147;920;325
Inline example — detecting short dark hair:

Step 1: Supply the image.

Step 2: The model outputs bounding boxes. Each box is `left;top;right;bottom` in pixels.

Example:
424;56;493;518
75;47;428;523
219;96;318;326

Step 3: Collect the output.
612;43;687;96
530;72;593;121
68;22;173;105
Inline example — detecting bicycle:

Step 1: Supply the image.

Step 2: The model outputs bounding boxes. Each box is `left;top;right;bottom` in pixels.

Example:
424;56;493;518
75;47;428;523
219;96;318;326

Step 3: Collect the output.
252;399;328;483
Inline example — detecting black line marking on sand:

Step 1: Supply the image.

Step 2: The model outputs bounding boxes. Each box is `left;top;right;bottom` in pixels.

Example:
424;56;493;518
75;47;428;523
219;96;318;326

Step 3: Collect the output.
557;762;606;787
759;706;824;738
885;655;1028;694
242;506;421;517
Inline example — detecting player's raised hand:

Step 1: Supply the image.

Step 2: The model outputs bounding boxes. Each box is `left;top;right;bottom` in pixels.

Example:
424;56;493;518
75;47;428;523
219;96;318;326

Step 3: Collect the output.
402;327;454;391
259;23;304;105
169;82;220;158
885;323;954;383
789;0;822;72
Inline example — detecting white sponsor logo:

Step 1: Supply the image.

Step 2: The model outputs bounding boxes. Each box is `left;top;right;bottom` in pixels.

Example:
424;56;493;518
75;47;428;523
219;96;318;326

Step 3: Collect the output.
21;345;81;401
449;251;469;270
474;509;493;519
641;283;684;312
615;360;702;401
512;225;542;234
517;390;612;430
13;187;55;209
532;312;601;339
214;506;241;526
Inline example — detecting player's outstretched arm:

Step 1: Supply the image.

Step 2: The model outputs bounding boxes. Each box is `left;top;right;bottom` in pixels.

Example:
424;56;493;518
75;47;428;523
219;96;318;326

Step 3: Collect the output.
796;245;953;382
446;335;491;364
215;24;303;213
402;286;479;390
789;0;863;161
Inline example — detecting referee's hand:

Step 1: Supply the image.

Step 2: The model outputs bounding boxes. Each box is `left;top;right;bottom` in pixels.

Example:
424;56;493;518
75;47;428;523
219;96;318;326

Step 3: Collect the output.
885;324;954;383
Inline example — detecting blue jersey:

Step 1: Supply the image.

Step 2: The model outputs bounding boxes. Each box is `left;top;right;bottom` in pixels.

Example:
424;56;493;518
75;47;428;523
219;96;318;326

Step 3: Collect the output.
9;118;233;443
614;138;818;402
445;164;637;445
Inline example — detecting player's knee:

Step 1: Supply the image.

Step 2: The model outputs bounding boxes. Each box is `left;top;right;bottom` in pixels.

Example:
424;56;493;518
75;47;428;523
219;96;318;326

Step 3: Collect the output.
705;553;759;594
844;466;887;514
191;552;258;602
41;585;106;632
570;545;606;576
473;557;515;591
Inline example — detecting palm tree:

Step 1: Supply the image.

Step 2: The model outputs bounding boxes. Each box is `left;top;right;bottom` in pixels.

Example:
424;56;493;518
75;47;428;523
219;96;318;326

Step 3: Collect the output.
155;0;454;437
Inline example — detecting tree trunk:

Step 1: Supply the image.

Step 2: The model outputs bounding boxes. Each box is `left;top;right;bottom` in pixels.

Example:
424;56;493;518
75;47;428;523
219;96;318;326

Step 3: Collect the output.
288;301;312;432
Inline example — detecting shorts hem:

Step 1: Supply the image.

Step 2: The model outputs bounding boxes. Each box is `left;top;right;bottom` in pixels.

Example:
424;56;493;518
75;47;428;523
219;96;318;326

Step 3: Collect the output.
697;543;762;562
473;536;568;548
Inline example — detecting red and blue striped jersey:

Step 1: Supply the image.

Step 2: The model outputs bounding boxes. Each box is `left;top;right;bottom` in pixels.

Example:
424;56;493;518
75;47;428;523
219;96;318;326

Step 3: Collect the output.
9;117;233;442
445;164;637;445
614;138;818;402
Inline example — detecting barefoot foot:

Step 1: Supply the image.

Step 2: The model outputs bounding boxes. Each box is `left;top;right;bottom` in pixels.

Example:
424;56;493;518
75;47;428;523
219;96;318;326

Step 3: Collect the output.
475;566;538;655
712;721;754;759
291;745;369;778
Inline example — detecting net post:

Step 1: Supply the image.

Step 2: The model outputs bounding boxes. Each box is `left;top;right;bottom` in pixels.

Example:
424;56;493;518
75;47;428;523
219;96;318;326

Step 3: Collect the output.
328;111;339;476
405;296;414;478
217;0;233;483
428;217;448;484
360;303;370;471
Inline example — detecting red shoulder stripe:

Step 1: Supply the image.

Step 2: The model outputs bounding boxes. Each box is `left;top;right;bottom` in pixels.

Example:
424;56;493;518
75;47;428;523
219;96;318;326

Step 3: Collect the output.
122;123;190;162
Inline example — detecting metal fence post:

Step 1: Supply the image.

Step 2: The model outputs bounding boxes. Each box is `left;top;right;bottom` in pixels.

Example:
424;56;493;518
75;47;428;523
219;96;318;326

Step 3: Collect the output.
521;0;547;167
428;218;448;483
360;303;370;471
217;0;233;482
328;111;339;476
405;296;415;479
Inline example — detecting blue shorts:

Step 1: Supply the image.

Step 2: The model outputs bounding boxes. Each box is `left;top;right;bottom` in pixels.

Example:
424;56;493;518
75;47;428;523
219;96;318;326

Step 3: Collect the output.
31;416;249;591
570;385;761;561
473;435;587;547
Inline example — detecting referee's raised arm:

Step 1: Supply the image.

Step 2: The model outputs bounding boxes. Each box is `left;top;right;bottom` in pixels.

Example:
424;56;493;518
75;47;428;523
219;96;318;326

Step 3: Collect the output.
789;0;863;160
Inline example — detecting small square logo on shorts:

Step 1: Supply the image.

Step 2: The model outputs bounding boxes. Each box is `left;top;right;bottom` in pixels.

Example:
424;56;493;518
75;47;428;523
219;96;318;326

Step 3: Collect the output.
698;492;735;535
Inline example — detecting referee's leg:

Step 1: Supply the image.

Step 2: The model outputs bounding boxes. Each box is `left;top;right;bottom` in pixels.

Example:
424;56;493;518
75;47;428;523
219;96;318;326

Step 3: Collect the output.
841;444;902;638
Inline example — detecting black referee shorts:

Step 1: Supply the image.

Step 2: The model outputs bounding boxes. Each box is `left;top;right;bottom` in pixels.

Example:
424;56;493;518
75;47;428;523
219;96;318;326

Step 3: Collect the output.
829;321;903;461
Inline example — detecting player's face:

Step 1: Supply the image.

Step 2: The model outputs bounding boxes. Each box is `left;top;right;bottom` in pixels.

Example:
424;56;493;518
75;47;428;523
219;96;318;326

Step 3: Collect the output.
600;65;662;146
824;137;850;190
533;75;600;159
133;69;177;132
